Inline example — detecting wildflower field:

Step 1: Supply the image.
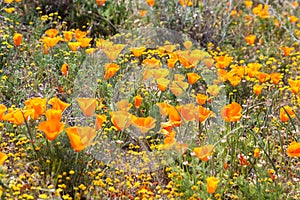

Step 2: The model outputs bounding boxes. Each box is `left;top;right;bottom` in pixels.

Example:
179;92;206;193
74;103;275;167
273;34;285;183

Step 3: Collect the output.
0;0;300;199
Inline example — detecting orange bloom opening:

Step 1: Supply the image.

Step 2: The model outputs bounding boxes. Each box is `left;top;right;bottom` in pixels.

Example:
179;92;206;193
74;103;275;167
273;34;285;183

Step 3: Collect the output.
13;33;22;46
196;94;208;105
131;116;156;134
193;145;214;162
279;106;295;122
95;114;107;130
129;47;146;57
61;63;69;76
0;152;8;166
110;111;132;131
168;105;182;126
76;98;97;117
146;0;155;7
177;103;196;121
134;95;143;108
96;0;106;6
187;72;201;85
48;97;70;112
206;176;219;194
0;104;7;121
45;29;59;38
286;141;300;157
104;63;120;80
65;126;97;152
245;34;256;45
220;102;242;122
253;84;263;95
156;78;170;91
198;106;214;123
39;120;65;141
45;109;62;121
24;97;47;119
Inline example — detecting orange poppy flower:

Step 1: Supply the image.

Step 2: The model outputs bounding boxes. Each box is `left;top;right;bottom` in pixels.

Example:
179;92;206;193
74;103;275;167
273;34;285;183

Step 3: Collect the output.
254;148;260;158
214;55;232;69
110;111;132;131
159;130;176;150
68;42;81;52
42;36;61;48
220;102;242;122
61;63;69;76
177;103;196;121
253;84;263;95
206;177;219;194
65;126;97;152
245;34;256;45
104;63;120;80
24;97;47;119
198;106;214;123
38;120;65;141
227;74;241;87
78;37;93;48
196;94;208;105
187;72;201;85
231;65;246;78
156;102;170;117
0;104;7;121
129;47;146;57
247;63;262;78
244;0;253;8
167;58;178;69
270;72;281;85
252;4;269;19
193;145;214;161
143;58;162;69
156;78;170;91
281;46;294;56
131;116;156;134
169;80;188;97
256;72;270;83
116;99;132;111
22;109;35;121
45;109;62;121
102;44;126;61
286;141;300;157
95;114;107;130
0;152;8;166
45;29;59;38
168;105;182;126
176;51;197;68
63;31;73;42
279;106;295;122
139;10;148;17
13;33;22;46
48;97;70;112
289;15;299;23
96;0;106;6
76;98;97;117
134;95;143;108
74;30;87;41
288;79;300;94
146;0;155;7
